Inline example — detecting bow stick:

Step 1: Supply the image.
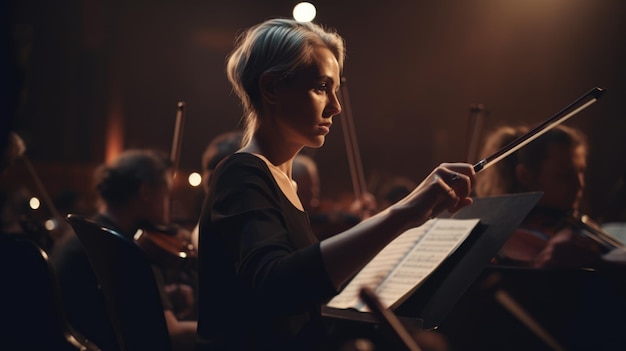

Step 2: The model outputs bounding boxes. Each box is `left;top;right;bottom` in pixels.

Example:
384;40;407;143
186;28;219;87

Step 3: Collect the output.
474;87;605;173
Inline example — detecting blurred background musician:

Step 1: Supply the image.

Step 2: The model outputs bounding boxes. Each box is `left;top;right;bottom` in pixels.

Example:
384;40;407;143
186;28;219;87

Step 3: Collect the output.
53;149;197;351
475;124;626;268
440;123;626;351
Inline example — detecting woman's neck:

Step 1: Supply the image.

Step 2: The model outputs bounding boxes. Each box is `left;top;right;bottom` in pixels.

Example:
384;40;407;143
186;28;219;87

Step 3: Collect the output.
241;135;302;175
240;137;304;211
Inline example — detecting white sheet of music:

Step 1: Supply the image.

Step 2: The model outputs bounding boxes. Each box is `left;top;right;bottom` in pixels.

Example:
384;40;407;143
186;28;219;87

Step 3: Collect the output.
326;218;480;312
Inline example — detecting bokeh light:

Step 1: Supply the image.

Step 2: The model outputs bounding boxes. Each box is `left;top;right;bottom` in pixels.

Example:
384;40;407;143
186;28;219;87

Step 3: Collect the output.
29;197;40;210
45;219;57;231
188;172;202;187
293;2;316;23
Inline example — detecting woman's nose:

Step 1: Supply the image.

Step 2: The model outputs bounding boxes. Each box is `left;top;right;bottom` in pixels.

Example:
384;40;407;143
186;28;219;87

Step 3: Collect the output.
325;91;342;117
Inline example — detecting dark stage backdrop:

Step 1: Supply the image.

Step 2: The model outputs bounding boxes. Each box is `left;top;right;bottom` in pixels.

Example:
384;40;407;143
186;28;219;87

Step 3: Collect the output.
6;0;626;221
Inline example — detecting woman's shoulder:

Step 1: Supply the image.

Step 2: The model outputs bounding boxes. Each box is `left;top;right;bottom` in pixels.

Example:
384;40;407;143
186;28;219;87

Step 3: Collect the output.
214;152;268;175
219;152;263;167
213;152;274;187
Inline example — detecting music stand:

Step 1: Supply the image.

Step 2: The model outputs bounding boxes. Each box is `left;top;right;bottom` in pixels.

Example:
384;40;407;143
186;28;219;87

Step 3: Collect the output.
395;192;543;329
322;192;542;333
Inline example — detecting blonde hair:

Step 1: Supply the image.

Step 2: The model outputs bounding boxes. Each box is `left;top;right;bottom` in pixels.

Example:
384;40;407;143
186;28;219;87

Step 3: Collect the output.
226;18;346;146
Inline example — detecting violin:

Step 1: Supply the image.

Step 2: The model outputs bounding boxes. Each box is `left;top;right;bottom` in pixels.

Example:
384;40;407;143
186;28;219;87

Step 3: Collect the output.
565;212;624;252
495;205;625;269
525;206;623;251
134;224;197;270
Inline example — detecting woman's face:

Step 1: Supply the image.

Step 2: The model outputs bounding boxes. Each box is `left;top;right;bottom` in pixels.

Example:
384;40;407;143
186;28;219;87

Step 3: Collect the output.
272;46;342;149
531;144;586;211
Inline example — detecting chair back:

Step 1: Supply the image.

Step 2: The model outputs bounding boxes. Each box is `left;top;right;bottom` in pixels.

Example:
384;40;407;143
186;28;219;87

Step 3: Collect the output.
0;232;101;351
66;214;171;351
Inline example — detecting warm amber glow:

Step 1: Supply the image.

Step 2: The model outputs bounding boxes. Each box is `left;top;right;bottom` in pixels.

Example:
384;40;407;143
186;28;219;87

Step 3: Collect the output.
105;76;124;163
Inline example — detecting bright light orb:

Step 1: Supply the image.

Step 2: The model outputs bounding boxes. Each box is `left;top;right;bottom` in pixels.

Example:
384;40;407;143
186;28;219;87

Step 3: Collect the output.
293;2;316;23
29;197;40;210
45;219;57;231
188;172;202;187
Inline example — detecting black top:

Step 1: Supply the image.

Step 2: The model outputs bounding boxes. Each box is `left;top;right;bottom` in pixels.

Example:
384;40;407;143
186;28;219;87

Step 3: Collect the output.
197;153;337;351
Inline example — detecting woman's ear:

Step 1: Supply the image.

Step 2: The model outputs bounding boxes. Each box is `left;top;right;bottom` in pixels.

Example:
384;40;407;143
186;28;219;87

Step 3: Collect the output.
259;72;280;104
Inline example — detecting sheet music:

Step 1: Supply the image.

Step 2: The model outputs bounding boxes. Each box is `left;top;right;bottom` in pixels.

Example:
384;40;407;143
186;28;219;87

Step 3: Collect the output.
326;218;479;311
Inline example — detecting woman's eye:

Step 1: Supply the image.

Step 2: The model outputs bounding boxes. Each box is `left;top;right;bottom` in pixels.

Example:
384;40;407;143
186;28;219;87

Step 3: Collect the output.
315;83;328;92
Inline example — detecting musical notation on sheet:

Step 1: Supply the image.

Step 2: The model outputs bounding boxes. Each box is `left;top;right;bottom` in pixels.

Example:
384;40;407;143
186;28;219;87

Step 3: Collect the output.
327;218;479;311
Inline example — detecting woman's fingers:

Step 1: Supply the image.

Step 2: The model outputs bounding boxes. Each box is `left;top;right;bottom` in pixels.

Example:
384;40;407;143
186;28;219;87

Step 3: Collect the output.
438;163;474;197
430;163;475;215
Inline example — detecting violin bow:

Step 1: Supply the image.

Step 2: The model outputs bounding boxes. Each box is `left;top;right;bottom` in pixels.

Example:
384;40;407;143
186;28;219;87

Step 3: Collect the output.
170;101;186;180
338;77;368;208
473;87;605;173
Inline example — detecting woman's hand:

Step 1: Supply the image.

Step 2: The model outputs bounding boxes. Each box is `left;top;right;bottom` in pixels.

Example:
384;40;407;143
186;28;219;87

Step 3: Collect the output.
320;162;475;288
391;163;475;228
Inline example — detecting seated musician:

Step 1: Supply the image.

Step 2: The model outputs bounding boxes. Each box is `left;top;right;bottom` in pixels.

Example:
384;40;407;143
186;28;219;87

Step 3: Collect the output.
475;124;626;268
53;149;197;351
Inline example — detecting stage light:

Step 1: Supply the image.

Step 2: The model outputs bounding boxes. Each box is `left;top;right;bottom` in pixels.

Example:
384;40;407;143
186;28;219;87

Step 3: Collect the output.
188;172;202;187
45;219;57;231
29;196;40;210
293;2;316;23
